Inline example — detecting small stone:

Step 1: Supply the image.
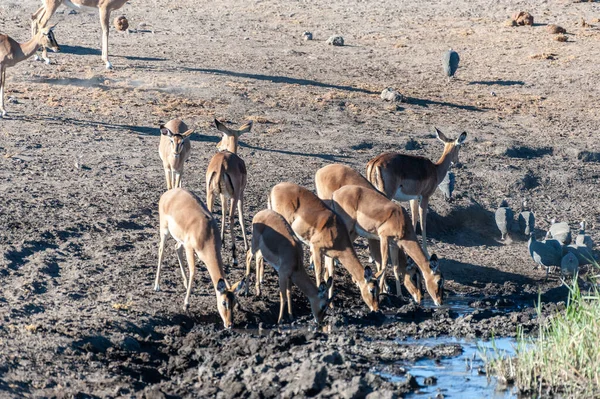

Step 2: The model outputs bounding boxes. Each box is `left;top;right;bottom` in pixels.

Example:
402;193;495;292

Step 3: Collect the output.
547;24;566;34
423;376;438;385
504;19;518;27
302;31;313;41
8;97;18;104
326;35;344;46
511;11;534;26
380;88;404;102
320;350;343;365
555;34;568;42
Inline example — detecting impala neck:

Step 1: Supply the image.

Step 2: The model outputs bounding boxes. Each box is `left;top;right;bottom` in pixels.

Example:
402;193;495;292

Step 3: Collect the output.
225;136;239;154
434;144;455;185
335;247;366;285
204;250;227;288
397;238;435;278
19;34;43;62
291;264;318;299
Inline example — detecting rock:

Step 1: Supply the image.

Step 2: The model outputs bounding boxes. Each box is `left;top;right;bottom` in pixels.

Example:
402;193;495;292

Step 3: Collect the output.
380;88;404;102
404;137;422;150
366;390;397;399
340;376;367;399
114;15;129;32
321;350;344;365
287;361;328;395
302;31;313;41
326;35;344;46
121;336;141;352
512;11;534;26
423;376;438;385
547;24;566;34
143;387;166;399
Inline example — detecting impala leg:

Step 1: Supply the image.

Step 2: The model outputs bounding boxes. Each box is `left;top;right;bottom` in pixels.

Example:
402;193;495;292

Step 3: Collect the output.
99;7;112;69
183;247;196;310
286;279;293;321
175;172;182;188
419;197;430;259
237;198;249;251
175;242;188;290
154;230;169;291
31;6;45;36
311;243;323;286
277;278;289;324
0;66;5;118
164;170;172;190
229;198;237;265
219;194;227;243
410;199;419;232
379;236;390;293
390;246;405;299
325;256;334;301
255;251;264;296
367;239;382;272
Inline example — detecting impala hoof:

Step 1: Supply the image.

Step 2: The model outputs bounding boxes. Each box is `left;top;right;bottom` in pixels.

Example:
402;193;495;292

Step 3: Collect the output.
183;303;190;311
34;54;41;62
153;284;160;292
105;61;113;70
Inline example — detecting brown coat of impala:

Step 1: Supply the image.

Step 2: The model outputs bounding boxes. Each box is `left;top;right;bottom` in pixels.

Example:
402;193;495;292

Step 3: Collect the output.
366;128;467;258
154;188;244;328
331;185;444;305
158;119;193;189
31;0;129;69
315;163;423;303
0;27;59;118
268;182;381;312
245;209;334;324
206;119;252;266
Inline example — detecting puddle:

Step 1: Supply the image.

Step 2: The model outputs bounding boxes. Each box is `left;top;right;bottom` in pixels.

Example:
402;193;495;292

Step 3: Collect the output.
380;337;518;398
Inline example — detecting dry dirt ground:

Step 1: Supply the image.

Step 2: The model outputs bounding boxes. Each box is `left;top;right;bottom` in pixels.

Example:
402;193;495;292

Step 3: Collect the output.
1;0;599;397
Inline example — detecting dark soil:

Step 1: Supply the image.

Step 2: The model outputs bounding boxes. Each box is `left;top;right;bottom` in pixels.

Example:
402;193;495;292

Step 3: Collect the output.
1;0;599;397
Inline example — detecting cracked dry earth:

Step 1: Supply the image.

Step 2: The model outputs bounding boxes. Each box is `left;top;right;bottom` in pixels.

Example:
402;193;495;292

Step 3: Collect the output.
0;0;599;397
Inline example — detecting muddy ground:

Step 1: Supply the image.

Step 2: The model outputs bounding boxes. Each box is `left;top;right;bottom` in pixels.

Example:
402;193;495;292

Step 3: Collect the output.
1;0;599;397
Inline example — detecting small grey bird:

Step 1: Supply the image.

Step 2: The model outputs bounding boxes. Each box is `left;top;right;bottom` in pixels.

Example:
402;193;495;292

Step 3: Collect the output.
575;220;593;250
560;252;579;277
495;200;514;241
518;201;535;236
565;244;594;266
442;49;460;82
438;171;455;202
548;218;572;245
528;232;562;278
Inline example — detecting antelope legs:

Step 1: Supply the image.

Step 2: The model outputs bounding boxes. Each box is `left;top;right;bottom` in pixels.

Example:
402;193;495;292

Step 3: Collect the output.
99;7;112;69
0;66;5;117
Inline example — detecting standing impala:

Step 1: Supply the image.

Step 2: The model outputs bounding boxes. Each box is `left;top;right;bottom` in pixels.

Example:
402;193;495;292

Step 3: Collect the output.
268;182;381;312
31;0;128;69
0;26;59;118
154;188;245;328
206;119;252;266
331;185;444;305
315;163;423;302
158;119;194;189
245;209;334;324
366;128;467;258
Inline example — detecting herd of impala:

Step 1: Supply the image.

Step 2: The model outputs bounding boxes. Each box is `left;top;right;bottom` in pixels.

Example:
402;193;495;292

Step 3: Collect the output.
154;117;466;329
2;1;468;329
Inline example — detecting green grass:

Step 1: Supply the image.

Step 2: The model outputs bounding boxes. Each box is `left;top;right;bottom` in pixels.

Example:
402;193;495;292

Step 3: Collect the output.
483;266;600;397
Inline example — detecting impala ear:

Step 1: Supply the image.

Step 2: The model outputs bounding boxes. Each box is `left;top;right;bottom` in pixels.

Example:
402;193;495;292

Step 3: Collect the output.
214;119;232;135
231;277;245;293
238;121;253;134
435;127;450;143
429;254;439;272
364;266;374;282
182;129;194;138
217;278;227;294
456;131;467;145
160;125;172;136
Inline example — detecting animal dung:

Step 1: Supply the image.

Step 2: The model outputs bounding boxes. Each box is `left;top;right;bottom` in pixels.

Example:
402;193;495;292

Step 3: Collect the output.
511;11;534;26
547;24;566;34
555;35;568;42
326;35;344;46
114;16;129;32
504;19;518;27
302;31;313;41
380;88;404;102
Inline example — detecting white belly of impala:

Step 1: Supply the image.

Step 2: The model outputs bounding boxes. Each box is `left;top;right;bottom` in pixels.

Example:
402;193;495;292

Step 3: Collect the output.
393;187;421;202
355;225;379;240
63;0;98;12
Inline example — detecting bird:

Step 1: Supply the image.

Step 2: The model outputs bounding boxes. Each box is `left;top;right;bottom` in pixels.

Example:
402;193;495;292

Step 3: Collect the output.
575;220;593;250
518;200;535;236
547;218;572;245
565;244;594;266
528;232;563;278
495;199;514;241
560;252;578;277
442;49;460;82
438;171;455;202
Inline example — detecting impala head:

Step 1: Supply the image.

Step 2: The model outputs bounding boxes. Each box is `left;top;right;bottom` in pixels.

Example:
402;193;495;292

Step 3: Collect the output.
310;277;335;325
160;125;194;157
424;254;444;306
404;257;423;304
216;278;245;329
435;128;467;165
214;119;253;153
40;25;60;53
359;266;381;312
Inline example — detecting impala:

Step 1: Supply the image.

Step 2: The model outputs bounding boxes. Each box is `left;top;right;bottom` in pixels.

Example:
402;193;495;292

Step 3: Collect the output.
0;26;59;118
268;182;381;311
331;184;444;305
158;119;194;189
366;128;467;258
315;163;423;302
206;119;252;266
31;0;128;69
154;188;244;328
245;209;334;324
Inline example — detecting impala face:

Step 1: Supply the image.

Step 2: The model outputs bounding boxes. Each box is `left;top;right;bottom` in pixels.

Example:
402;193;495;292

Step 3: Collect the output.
216;278;245;329
312;277;334;325
425;254;444;306
41;28;60;52
361;266;381;312
160;126;193;158
406;258;423;303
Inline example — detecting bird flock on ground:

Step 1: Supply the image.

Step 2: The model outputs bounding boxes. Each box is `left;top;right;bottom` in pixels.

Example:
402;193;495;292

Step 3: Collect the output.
1;1;595;329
